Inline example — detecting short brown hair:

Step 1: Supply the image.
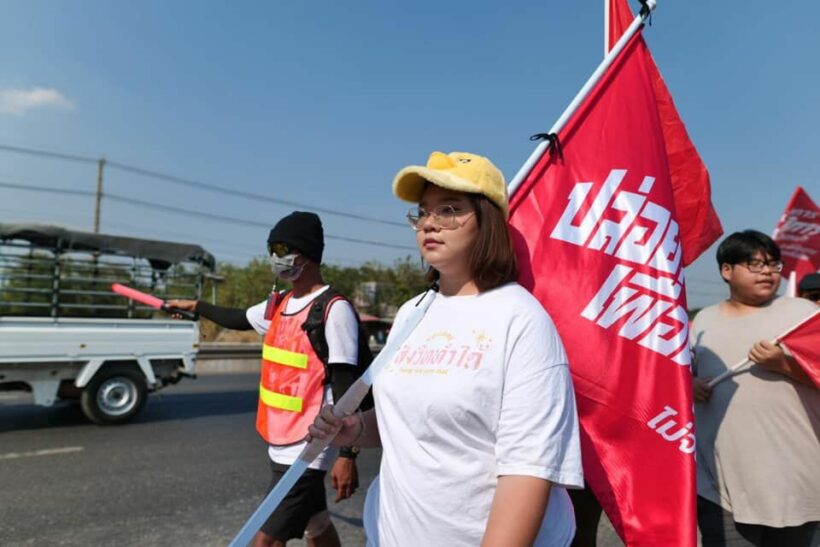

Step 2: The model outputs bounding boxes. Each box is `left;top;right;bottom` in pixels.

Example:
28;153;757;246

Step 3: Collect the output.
425;194;518;292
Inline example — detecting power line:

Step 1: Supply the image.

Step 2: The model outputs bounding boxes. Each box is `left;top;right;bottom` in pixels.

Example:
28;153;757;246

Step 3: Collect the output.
0;180;95;198
105;159;407;228
101;219;265;254
104;193;415;250
0;143;98;164
0;184;267;252
0;142;406;228
103;218;372;266
0;180;416;251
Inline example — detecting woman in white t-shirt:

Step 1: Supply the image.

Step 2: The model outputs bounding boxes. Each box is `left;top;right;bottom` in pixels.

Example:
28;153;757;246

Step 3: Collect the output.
309;151;583;546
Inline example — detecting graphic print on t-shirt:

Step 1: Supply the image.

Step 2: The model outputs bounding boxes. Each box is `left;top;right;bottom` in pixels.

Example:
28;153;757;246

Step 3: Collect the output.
388;328;494;376
368;285;584;546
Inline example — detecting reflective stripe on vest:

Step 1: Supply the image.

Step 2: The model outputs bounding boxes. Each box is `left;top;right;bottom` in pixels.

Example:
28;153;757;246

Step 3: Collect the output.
262;344;308;369
256;291;328;445
259;384;303;413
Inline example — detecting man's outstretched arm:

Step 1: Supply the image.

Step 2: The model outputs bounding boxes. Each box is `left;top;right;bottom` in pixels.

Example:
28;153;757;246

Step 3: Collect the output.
167;299;253;330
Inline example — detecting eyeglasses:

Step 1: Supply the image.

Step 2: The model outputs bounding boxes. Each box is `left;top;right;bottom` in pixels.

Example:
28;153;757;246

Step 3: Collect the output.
739;259;784;274
406;205;474;231
268;242;293;258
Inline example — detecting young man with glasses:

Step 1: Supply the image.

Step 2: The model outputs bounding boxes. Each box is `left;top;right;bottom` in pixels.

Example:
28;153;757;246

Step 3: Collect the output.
169;211;365;547
690;230;819;546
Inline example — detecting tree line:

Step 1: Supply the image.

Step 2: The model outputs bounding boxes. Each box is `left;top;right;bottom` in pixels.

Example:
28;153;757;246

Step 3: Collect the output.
199;256;429;340
207;256;428;317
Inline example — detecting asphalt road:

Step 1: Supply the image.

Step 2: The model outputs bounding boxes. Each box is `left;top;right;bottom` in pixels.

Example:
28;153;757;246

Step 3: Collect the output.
0;373;373;547
0;373;621;546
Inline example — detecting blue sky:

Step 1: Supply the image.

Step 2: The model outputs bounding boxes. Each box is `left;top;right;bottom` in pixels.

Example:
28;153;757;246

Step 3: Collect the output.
1;0;818;307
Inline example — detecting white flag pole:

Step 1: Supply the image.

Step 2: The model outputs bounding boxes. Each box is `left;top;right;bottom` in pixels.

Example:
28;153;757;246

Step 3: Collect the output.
230;2;660;543
705;356;752;389
706;309;820;388
785;270;797;298
507;0;656;197
604;0;611;56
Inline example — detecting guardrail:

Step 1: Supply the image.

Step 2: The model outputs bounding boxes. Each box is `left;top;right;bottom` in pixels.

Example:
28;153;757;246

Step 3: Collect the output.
196;343;262;360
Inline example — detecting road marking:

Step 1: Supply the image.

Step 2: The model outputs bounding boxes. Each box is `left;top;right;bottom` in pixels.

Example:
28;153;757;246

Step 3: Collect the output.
0;446;84;460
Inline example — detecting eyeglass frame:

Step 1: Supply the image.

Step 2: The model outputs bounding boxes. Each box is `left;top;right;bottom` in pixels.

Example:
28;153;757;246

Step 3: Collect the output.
406;204;475;231
736;258;784;274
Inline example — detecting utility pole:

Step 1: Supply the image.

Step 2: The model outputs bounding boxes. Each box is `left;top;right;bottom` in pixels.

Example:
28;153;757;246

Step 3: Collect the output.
93;157;106;233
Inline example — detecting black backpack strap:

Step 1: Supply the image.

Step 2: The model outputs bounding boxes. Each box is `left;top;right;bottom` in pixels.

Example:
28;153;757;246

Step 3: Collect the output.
300;287;341;382
300;286;374;410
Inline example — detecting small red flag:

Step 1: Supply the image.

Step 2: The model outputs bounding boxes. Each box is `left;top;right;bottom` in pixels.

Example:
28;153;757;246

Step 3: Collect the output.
509;25;696;547
778;310;820;389
772;186;819;282
608;0;722;265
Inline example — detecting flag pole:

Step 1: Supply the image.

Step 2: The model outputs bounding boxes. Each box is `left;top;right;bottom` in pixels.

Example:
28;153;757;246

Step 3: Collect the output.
785;271;797;297
604;0;610;56
507;0;657;197
706;309;820;388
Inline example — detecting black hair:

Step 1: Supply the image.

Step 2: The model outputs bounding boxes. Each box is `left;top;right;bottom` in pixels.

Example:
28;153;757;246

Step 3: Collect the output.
716;230;781;268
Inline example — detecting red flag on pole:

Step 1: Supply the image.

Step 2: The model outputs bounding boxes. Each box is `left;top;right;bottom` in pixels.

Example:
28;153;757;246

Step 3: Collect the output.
509;24;697;547
772;186;819;282
608;0;722;265
778;310;820;389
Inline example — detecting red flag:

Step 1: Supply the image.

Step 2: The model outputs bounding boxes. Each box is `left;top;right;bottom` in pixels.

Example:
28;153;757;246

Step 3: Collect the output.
772;186;819;281
608;0;722;265
509;28;696;547
778;310;820;389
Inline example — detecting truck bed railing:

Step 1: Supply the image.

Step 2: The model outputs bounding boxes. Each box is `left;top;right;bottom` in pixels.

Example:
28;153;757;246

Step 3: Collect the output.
0;224;213;319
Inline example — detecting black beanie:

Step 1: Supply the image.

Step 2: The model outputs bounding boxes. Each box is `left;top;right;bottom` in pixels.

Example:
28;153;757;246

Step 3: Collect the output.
267;211;324;263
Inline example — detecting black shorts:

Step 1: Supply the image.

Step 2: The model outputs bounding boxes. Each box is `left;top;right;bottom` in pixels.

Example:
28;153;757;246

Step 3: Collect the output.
259;461;328;541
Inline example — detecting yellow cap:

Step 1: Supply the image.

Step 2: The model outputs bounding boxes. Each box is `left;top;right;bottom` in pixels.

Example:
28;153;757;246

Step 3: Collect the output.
392;151;508;217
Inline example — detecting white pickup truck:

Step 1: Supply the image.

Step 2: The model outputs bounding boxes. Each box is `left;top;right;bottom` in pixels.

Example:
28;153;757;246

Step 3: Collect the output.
0;317;198;424
0;223;215;424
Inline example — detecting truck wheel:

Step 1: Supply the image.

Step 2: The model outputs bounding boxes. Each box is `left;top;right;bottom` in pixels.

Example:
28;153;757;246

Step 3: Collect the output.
80;367;147;425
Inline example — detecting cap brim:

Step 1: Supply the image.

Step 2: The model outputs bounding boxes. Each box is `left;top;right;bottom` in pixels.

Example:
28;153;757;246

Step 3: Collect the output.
393;166;483;204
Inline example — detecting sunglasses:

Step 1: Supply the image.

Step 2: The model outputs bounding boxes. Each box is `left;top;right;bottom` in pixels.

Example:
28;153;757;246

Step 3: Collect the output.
267;242;294;258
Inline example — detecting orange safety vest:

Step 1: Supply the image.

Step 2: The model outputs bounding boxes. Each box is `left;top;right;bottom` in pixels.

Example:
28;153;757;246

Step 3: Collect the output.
256;293;327;445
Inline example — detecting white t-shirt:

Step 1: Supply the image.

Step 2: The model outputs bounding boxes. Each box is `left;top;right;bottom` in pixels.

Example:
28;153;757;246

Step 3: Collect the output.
363;283;583;546
246;285;359;471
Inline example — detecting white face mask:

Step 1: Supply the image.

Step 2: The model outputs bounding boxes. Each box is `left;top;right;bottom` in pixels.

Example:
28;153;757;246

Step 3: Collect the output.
270;253;304;281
